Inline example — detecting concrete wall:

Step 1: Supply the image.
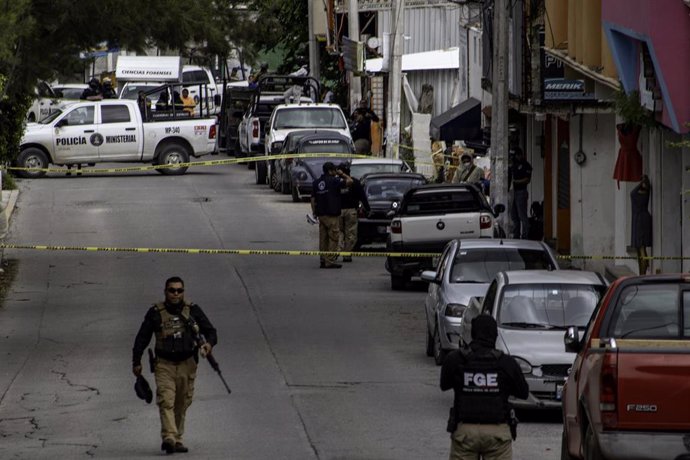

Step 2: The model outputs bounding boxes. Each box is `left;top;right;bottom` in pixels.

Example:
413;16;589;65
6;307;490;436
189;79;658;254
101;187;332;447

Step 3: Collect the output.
569;113;618;273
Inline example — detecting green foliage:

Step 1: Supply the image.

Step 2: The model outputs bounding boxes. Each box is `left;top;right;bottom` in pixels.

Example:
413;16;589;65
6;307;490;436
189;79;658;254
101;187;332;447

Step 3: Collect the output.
614;88;654;128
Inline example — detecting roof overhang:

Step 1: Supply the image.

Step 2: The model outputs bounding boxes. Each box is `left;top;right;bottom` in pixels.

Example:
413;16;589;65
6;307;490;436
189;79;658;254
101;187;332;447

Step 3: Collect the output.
365;47;460;73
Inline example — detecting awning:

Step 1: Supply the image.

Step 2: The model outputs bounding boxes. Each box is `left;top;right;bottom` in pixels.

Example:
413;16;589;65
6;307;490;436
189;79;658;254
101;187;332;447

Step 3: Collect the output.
365;47;460;73
430;97;482;142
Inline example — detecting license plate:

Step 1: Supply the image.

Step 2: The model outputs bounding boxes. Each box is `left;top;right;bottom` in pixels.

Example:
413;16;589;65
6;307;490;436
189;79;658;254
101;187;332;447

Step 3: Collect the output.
377;226;388;234
556;384;564;401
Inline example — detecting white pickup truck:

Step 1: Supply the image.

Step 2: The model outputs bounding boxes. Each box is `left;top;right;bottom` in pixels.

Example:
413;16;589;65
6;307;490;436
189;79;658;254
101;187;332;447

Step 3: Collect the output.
16;99;217;178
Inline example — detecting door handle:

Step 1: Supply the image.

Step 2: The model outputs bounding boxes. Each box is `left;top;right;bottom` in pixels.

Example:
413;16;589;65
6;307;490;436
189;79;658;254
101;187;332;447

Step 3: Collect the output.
84;130;95;133
125;127;136;131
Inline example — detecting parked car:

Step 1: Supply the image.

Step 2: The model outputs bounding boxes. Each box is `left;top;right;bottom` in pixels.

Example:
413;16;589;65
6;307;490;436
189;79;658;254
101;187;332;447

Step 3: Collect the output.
52;83;89;100
280;131;356;201
348;158;411;179
460;270;608;409
421;239;560;365
356;172;427;247
386;183;505;290
561;274;690;460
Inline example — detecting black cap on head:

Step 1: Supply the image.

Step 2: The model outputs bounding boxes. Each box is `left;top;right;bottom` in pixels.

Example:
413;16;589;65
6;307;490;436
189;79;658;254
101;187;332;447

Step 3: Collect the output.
337;162;350;174
471;315;498;348
134;375;153;404
323;162;336;174
461;153;472;162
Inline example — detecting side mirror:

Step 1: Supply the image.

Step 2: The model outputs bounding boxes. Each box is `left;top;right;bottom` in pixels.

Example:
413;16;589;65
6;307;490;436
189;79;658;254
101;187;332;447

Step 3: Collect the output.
493;203;506;215
564;326;581;353
420;270;439;284
55;119;67;128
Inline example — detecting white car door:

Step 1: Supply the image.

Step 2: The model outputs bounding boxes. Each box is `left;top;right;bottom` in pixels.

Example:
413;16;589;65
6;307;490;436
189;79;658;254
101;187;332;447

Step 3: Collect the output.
97;104;142;161
52;105;99;163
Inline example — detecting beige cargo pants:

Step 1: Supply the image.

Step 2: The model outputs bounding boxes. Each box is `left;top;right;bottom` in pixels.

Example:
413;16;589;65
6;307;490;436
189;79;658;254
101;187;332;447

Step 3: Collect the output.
154;357;197;443
449;423;512;460
319;215;340;265
340;208;358;252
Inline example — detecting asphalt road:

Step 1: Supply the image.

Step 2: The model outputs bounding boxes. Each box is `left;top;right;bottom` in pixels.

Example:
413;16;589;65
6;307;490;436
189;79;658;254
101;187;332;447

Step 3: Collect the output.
0;162;561;459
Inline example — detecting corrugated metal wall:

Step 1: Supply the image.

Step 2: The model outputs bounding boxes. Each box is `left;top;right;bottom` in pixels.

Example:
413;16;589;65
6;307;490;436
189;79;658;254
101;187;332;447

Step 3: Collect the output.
401;69;459;129
379;6;462;54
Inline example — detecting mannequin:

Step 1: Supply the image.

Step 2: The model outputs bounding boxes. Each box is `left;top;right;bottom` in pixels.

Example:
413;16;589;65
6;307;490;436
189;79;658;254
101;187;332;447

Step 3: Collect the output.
630;174;652;274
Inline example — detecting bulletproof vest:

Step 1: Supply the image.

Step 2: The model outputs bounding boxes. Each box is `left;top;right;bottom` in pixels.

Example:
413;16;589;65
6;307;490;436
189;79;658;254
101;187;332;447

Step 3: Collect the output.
154;303;197;355
456;348;507;424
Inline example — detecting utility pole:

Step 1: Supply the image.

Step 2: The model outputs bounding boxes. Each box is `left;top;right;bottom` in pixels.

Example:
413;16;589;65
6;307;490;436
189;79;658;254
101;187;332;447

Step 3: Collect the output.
308;0;320;81
348;0;361;112
489;0;510;232
386;0;405;159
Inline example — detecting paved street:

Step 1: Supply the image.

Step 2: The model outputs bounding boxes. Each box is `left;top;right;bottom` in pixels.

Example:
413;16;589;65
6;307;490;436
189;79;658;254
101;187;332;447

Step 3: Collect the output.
0;162;561;459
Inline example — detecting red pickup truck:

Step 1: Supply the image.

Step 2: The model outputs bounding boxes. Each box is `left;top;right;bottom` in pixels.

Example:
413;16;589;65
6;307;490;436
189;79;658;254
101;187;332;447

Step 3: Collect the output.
560;274;690;460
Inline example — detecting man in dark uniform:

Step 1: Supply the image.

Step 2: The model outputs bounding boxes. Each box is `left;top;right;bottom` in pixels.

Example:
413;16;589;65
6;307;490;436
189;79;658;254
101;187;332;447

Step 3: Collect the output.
132;276;217;454
509;147;532;239
311;162;352;268
441;315;528;460
80;78;103;101
337;162;370;262
101;78;117;98
350;100;379;155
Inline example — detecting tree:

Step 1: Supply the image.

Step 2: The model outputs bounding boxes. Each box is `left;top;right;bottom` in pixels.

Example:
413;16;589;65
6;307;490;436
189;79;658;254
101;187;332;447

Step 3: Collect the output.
0;0;258;165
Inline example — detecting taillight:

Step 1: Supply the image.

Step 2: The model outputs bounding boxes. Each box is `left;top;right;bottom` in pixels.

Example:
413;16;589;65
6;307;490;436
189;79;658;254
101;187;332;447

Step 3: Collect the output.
252;120;259;138
600;351;618;428
209;125;217;139
391;220;402;234
480;214;492;229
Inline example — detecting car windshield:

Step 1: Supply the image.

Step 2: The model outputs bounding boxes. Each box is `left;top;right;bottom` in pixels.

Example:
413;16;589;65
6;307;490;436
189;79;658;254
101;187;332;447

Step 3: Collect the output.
55;87;84;99
499;283;605;329
350;162;406;178
39;109;63;124
274;108;347;129
365;177;425;201
450;248;556;284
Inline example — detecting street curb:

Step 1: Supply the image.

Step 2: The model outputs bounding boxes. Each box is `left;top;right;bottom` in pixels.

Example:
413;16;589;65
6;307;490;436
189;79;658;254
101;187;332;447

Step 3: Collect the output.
2;190;19;221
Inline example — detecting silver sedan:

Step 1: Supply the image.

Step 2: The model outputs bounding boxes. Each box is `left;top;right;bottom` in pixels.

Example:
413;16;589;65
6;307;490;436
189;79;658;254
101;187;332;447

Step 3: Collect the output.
421;239;560;365
460;270;608;409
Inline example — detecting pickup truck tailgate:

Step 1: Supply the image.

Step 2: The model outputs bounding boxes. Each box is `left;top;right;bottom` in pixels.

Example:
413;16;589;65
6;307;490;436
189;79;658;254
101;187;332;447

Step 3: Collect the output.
616;342;690;430
400;213;480;244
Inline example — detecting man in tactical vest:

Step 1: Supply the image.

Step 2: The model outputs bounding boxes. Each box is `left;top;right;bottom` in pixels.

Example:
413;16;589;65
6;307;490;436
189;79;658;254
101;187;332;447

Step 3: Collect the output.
440;315;528;460
132;276;217;455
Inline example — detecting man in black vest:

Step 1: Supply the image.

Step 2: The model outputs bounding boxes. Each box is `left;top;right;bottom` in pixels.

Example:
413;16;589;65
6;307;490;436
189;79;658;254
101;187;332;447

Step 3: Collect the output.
440;315;528;460
337;162;370;262
311;162;352;268
132;276;217;454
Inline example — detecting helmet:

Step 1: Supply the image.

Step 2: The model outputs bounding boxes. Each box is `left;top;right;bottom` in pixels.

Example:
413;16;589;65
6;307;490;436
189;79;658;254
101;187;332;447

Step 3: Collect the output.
134;375;153;404
88;77;100;89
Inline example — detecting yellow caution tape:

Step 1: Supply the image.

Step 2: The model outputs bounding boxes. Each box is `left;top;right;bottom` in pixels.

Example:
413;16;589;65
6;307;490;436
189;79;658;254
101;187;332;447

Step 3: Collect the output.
3;152;371;175
0;244;439;258
1;243;689;260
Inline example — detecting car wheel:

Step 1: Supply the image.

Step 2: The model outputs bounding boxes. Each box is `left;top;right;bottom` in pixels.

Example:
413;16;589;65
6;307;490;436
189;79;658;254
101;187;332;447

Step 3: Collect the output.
391;274;406;291
561;429;575;460
15;148;49;178
426;327;434;357
433;323;447;365
255;161;267;184
270;169;280;192
156;144;190;175
583;422;605;460
291;184;300;202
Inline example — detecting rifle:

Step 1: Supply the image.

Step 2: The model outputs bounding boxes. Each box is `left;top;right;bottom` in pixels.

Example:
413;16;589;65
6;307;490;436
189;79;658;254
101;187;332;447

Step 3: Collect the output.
198;333;232;394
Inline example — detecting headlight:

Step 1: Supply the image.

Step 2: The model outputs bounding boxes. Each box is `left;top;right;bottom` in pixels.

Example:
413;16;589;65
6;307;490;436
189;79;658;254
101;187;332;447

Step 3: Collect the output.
444;303;466;317
513;357;533;374
271;141;283;153
297;171;308;181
